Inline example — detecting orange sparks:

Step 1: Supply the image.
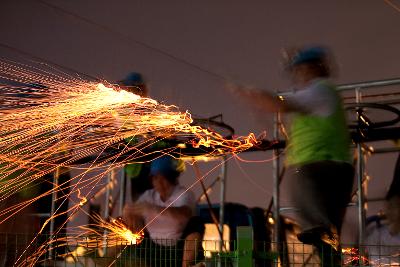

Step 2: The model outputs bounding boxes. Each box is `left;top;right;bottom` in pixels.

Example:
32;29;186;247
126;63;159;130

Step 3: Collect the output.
0;60;259;265
101;217;144;245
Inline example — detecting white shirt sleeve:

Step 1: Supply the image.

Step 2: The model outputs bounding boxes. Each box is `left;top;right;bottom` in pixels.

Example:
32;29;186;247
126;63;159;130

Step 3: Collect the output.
285;80;337;117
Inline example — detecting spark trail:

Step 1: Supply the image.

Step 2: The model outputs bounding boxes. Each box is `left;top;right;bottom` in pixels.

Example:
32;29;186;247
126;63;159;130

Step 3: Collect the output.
0;59;258;266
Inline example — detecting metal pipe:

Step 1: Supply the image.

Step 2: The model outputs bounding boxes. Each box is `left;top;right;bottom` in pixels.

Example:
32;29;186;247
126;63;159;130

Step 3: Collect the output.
368;147;400;154
48;167;60;259
197;175;220;202
272;111;281;266
103;170;113;218
338;78;400;91
357;143;366;245
356;88;366;246
279;77;400;96
118;168;126;216
218;156;227;267
343;92;400;101
102;169;114;255
218;156;227;253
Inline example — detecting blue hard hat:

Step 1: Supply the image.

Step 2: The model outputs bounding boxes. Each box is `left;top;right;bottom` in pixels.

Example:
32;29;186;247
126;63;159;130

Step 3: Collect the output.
290;46;327;66
150;156;185;177
118;72;144;86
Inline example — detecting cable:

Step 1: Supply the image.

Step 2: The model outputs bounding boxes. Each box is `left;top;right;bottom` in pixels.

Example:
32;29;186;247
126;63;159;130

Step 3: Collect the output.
36;0;229;82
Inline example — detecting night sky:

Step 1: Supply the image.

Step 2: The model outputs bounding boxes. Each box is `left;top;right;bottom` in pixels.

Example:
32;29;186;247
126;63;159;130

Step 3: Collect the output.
1;0;400;242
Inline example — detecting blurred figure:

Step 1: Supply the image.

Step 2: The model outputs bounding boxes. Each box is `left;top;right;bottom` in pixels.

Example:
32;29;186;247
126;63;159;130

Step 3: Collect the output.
365;153;400;266
118;72;148;97
118;72;153;202
230;46;354;266
123;155;204;267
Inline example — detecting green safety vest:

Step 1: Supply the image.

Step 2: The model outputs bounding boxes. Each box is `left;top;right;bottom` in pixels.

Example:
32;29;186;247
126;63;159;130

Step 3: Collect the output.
286;82;351;166
124;137;171;179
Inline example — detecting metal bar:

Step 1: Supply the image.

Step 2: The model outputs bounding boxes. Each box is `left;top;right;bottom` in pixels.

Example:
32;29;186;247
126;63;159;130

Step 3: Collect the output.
356;88;366;247
118;168;126;216
218;156;227;256
357;143;366;244
279;77;400;96
272;111;281;267
197;175;220;202
102;169;114;255
343;92;400;101
365;146;400;154
337;78;400;91
48;167;60;259
103;170;113;218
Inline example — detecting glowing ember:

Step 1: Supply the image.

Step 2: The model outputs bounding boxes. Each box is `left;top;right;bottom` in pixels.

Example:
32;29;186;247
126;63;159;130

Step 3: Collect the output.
0;60;260;266
101;217;144;245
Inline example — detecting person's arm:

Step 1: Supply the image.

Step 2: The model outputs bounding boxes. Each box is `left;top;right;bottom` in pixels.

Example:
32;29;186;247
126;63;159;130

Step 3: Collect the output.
122;203;145;231
227;83;298;113
228;81;336;115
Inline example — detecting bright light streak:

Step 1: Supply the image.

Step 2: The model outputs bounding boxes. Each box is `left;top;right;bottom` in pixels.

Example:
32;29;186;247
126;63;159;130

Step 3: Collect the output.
98;216;144;245
0;60;259;266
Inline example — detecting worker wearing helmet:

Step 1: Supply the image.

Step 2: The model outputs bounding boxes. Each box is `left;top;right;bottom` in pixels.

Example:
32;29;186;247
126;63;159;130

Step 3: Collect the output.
123;155;203;267
230;46;354;266
117;72;148;97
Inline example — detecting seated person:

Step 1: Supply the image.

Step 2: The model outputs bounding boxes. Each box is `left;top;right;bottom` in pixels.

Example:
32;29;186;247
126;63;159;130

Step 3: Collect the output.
123;155;204;267
365;153;400;266
365;195;400;266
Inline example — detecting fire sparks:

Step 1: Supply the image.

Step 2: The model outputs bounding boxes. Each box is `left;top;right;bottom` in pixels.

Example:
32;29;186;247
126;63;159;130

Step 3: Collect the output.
99;217;144;245
0;60;258;265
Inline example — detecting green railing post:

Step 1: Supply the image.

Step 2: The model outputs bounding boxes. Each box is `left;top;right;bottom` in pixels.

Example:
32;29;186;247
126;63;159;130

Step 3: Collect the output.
237;226;253;267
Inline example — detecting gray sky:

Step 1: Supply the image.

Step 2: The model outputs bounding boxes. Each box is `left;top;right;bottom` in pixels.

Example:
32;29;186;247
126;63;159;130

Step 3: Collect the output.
1;0;400;242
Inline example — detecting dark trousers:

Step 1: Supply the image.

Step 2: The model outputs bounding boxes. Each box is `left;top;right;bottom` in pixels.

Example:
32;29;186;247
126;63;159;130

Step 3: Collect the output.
287;161;354;266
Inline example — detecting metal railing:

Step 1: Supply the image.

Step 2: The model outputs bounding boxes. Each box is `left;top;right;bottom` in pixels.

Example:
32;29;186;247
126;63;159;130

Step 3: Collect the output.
3;226;400;267
272;77;400;252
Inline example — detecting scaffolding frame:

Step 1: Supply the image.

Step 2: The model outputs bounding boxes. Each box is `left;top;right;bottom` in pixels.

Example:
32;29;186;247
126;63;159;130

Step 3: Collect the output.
272;77;400;250
43;77;400;264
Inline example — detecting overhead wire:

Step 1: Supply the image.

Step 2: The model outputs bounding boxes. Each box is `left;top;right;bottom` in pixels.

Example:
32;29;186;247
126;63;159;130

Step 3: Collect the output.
36;0;229;82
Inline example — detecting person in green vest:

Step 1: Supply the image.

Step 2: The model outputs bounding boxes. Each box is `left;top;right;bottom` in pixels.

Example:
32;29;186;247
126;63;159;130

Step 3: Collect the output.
118;72;153;201
229;46;354;266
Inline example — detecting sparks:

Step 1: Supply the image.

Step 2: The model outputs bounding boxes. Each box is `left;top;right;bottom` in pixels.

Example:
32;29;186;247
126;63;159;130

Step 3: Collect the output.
0;60;259;266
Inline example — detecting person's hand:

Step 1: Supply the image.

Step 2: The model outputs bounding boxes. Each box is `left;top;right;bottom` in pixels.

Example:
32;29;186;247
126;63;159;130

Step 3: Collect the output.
225;82;263;99
123;202;156;230
122;203;136;229
225;82;282;112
